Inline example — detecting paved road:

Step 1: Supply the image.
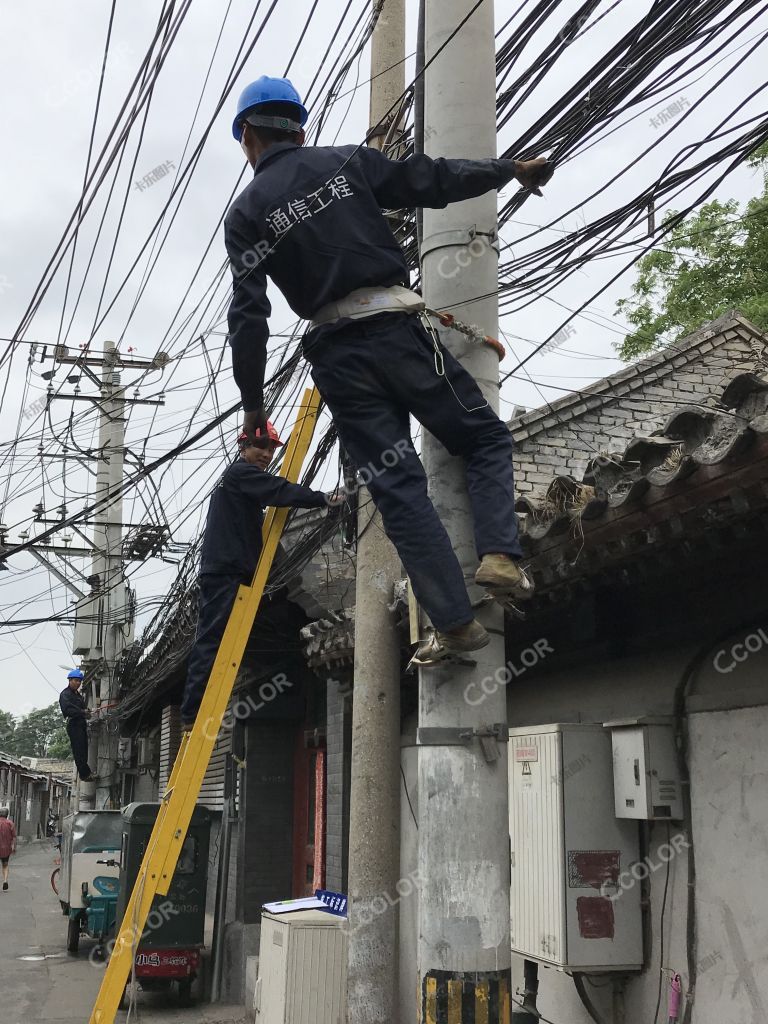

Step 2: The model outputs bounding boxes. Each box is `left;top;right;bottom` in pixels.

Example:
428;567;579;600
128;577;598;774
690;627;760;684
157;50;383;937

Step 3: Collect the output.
0;841;246;1024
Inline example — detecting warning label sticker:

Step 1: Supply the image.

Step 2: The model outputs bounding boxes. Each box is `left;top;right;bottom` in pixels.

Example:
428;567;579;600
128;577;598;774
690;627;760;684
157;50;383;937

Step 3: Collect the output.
515;746;538;762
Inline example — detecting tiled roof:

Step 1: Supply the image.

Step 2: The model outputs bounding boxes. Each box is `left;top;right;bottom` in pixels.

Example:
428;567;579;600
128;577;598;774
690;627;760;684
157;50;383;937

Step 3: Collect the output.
515;372;768;591
509;310;765;440
23;757;75;779
509;311;768;504
0;750;49;780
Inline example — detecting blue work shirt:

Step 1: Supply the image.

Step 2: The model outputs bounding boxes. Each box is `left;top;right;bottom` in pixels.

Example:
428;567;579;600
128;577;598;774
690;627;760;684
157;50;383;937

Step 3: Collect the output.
200;459;326;576
223;142;518;412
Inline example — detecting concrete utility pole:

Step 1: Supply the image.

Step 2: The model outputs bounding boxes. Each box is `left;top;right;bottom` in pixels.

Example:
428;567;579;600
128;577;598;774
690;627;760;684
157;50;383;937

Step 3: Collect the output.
90;341;126;809
418;0;512;1020
346;2;405;1022
17;342;166;810
77;342;168;809
0;342;167;811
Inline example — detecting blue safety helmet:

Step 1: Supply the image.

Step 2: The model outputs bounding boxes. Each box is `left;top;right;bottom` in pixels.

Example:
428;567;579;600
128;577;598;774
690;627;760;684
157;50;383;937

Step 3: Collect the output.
67;668;84;680
232;76;309;140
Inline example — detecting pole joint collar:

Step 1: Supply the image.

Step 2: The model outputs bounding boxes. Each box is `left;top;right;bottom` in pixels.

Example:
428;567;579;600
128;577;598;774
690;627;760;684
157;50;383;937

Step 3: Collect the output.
417;723;507;762
420;225;499;260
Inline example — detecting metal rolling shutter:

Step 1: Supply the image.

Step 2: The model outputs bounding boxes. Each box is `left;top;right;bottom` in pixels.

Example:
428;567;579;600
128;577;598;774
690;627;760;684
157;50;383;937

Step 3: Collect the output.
159;703;232;811
159;706;181;794
199;719;232;812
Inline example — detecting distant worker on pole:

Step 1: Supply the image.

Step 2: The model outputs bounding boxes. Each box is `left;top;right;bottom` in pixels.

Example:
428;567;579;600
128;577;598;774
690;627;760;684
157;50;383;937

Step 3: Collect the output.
224;77;554;664
181;425;342;729
59;669;95;782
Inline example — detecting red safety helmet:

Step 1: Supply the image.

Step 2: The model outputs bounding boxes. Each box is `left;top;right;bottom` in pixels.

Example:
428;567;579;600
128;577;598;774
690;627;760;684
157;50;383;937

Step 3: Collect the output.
238;420;284;448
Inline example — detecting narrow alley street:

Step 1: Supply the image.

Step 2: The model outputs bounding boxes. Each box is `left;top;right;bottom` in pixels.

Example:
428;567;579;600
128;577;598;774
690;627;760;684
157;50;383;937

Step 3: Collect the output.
0;841;246;1024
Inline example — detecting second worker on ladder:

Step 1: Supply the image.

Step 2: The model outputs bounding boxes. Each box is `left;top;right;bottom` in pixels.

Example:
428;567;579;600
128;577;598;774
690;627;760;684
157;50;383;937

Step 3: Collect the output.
224;77;555;665
181;424;340;729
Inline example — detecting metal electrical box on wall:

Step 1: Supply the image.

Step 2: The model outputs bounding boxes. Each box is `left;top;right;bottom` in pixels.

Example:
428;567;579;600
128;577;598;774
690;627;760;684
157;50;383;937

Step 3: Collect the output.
508;724;643;972
605;719;683;820
116;737;133;768
136;735;158;770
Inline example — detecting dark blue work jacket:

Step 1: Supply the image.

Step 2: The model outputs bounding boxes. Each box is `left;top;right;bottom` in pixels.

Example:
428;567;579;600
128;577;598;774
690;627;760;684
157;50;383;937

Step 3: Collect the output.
200;459;326;576
223;142;518;411
59;685;88;723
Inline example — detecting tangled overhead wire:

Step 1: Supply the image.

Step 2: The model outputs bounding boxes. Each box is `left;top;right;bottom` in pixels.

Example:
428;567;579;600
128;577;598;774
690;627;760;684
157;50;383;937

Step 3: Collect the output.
2;0;767;693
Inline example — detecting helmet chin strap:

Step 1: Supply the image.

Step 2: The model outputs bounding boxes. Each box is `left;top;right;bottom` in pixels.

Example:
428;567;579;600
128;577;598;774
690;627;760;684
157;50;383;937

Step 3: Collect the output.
244;113;302;133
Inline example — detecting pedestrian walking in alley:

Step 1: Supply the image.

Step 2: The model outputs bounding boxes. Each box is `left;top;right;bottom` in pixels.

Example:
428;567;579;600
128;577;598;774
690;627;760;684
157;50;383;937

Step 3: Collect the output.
225;76;554;664
59;668;95;782
0;807;16;891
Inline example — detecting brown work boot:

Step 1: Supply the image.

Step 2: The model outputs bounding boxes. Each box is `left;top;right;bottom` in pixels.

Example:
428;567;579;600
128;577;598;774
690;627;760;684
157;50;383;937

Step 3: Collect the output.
410;619;490;666
475;554;535;600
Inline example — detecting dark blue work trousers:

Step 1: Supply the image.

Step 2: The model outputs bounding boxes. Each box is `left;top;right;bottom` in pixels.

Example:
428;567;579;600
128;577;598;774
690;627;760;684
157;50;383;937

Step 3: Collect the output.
182;573;247;722
66;718;92;779
303;312;522;632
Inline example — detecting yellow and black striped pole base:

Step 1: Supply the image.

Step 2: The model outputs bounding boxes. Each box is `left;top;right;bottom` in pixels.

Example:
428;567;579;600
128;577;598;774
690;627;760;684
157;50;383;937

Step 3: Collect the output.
421;969;512;1023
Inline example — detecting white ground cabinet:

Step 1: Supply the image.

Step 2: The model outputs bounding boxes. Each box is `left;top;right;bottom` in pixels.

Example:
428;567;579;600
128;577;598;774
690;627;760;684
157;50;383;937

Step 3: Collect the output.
255;909;348;1024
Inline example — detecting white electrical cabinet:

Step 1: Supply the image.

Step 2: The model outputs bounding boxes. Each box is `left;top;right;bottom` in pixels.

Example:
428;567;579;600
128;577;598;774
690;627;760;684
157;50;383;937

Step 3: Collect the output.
136;735;158;769
72;594;100;655
255;910;347;1024
509;724;643;972
605;719;683;820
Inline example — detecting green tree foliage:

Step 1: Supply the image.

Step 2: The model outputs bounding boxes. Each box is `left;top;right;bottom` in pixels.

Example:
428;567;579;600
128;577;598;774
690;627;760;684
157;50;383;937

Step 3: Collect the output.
616;147;768;360
0;709;15;751
48;730;73;760
0;703;70;758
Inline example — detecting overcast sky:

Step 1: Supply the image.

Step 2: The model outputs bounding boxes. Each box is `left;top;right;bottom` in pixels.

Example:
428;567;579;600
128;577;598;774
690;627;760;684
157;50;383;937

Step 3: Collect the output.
0;0;765;717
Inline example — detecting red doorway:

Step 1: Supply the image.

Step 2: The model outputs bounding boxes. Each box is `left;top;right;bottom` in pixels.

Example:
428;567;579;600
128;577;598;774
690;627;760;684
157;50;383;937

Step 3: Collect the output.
291;733;326;897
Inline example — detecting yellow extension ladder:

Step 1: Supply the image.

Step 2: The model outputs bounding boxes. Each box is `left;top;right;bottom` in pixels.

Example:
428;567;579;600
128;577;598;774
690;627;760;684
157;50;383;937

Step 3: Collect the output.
89;388;320;1023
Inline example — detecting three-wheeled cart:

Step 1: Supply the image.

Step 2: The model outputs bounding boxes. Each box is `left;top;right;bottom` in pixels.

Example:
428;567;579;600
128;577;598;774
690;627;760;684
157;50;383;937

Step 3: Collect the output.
58;810;122;960
116;802;212;1007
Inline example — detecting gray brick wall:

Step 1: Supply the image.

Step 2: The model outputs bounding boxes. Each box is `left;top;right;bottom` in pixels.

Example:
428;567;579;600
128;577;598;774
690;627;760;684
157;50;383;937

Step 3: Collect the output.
239;721;295;924
510;320;763;499
325;679;350;893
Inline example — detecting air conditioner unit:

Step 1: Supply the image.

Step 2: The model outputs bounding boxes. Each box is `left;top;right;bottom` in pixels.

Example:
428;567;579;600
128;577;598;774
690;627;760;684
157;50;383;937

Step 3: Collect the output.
509;724;643;972
136;736;158;769
255;910;347;1024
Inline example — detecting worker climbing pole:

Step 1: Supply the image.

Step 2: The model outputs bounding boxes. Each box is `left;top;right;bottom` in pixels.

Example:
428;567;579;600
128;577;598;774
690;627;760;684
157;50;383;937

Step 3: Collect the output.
227;72;549;668
88;388;320;1024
